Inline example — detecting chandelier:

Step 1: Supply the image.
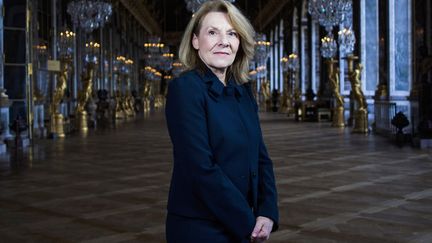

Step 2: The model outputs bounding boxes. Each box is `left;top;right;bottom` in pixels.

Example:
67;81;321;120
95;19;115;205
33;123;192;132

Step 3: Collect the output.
287;53;299;71
172;61;185;77
254;33;271;65
58;30;75;58
124;58;134;75
338;27;356;57
144;36;164;54
308;0;352;33
281;57;289;72
160;46;174;72
67;0;112;33
85;41;100;63
184;0;236;13
144;36;164;68
320;35;337;58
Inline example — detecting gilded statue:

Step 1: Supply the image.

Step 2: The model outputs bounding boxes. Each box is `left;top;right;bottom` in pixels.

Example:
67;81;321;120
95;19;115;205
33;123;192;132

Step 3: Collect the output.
76;63;95;113
327;59;345;127
142;81;152;112
114;73;126;119
33;87;45;103
50;58;71;115
348;62;368;133
261;80;270;101
278;75;292;114
260;80;271;111
349;63;366;111
329;66;344;108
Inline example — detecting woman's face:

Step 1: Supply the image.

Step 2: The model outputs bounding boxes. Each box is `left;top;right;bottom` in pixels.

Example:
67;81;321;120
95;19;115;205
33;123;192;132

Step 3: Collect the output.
192;11;240;73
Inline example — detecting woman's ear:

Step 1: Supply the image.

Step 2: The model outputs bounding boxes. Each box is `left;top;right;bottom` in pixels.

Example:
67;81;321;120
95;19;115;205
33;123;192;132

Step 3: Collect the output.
192;34;199;50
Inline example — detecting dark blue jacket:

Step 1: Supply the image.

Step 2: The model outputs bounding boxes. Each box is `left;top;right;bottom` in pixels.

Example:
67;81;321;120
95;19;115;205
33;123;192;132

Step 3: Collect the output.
165;68;279;240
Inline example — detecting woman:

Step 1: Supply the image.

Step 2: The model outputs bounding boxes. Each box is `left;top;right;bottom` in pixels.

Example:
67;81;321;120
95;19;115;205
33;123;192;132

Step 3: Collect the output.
165;1;279;242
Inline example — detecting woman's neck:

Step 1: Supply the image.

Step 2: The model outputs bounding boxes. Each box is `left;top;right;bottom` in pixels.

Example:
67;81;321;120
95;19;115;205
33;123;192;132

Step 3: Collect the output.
209;67;227;86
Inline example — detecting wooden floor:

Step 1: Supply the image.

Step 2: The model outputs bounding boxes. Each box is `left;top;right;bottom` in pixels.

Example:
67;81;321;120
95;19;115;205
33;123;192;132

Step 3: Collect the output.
1;111;432;242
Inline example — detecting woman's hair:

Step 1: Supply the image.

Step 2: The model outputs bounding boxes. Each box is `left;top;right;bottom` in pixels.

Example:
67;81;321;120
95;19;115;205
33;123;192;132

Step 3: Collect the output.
178;0;255;84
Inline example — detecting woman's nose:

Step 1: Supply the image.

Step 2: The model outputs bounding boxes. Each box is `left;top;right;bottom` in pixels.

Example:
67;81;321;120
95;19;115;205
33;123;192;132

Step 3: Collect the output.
218;34;229;47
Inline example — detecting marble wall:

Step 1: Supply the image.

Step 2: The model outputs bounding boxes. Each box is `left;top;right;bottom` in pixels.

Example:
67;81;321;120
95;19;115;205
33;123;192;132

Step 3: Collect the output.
389;0;412;95
363;0;379;94
394;0;410;92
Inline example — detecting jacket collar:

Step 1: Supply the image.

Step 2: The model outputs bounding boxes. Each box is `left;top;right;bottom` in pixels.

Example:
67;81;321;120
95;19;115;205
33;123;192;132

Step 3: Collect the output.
195;67;243;99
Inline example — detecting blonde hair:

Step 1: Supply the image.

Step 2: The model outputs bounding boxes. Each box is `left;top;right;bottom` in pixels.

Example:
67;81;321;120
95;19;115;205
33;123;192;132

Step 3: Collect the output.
179;0;255;84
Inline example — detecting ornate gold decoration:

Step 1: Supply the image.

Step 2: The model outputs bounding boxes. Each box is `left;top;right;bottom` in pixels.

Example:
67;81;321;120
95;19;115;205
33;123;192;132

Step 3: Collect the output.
33;87;45;103
260;80;271;112
49;57;72;138
347;55;368;133
327;58;344;127
142;81;151;113
114;72;126;119
375;83;388;100
76;62;95;131
278;73;292;114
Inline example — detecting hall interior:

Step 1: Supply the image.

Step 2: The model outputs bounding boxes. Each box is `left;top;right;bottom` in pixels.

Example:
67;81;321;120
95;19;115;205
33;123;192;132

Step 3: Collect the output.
0;0;432;242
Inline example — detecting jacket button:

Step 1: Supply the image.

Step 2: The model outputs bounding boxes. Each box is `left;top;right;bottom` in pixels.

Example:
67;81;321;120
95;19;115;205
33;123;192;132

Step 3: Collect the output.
252;172;257;177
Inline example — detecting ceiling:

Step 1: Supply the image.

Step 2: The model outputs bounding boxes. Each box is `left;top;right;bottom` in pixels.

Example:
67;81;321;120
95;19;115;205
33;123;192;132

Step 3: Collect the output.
136;0;292;45
143;0;268;31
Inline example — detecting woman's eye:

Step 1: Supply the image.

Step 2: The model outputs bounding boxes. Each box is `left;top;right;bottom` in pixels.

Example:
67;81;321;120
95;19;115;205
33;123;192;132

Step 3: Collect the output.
209;30;216;35
228;32;238;37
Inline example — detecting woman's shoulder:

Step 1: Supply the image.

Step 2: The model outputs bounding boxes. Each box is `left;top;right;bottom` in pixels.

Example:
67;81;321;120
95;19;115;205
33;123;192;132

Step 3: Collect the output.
170;70;205;89
168;70;207;99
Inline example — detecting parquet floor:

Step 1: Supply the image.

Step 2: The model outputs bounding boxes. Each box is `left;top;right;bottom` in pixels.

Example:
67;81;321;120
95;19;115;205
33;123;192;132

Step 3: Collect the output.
1;112;431;242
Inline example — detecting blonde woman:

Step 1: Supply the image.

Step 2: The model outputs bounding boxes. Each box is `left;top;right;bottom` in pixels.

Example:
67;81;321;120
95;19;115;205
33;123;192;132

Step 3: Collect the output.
165;1;279;242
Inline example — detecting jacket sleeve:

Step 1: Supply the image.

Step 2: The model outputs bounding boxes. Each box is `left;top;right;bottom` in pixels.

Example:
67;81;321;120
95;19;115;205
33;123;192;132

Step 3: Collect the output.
256;118;280;232
165;78;256;239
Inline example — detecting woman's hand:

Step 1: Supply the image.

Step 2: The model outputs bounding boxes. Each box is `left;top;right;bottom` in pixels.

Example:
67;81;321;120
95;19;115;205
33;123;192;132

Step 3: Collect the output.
251;216;273;242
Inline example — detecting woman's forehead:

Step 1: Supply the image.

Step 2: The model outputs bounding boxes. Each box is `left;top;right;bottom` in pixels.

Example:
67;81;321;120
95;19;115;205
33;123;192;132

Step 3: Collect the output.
200;12;233;29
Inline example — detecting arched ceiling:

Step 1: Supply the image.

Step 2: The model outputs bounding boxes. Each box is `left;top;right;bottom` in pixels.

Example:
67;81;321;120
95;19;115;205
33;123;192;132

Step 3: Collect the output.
121;0;296;45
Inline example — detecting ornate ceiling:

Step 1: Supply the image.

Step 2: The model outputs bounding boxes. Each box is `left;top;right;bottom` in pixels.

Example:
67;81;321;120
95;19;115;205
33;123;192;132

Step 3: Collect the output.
120;0;295;45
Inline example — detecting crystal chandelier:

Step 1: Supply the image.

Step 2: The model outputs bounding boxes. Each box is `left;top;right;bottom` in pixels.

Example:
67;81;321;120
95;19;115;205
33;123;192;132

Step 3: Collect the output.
124;58;134;75
58;30;75;58
144;36;164;68
144;36;164;54
84;41;100;63
281;57;289;72
172;61;185;78
160;46;174;72
143;66;162;82
67;0;112;33
320;34;337;58
287;53;299;71
338;27;356;57
308;0;352;33
254;33;271;65
184;0;236;13
114;55;126;74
